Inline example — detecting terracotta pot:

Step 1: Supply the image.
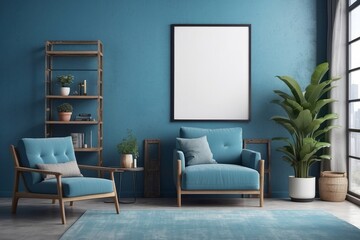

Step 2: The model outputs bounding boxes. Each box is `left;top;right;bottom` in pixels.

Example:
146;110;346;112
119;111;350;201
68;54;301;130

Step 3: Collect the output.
121;154;133;168
60;87;70;96
58;112;72;121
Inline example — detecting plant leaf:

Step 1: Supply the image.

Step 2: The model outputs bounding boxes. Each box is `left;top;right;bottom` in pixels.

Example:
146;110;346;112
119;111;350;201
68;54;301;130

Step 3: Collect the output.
311;62;328;85
276;75;306;105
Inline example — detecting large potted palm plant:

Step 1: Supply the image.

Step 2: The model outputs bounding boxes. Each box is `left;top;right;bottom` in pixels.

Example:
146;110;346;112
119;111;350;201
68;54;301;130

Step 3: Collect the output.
271;62;338;202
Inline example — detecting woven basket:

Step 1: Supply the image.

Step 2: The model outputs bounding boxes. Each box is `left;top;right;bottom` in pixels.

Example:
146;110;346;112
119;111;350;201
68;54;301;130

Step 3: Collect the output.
319;171;348;202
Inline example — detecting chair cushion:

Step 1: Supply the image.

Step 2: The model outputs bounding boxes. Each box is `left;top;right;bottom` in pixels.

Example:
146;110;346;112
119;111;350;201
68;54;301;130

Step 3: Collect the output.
176;136;217;166
31;177;114;197
179;127;243;164
182;164;259;190
37;160;83;180
17;137;77;185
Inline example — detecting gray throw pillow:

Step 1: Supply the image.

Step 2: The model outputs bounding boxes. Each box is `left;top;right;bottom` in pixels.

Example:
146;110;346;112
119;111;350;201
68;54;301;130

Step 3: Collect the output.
37;160;83;180
176;136;217;166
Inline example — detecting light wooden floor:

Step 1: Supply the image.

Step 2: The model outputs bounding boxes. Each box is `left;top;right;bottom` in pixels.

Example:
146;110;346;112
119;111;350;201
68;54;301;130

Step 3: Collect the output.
0;197;359;240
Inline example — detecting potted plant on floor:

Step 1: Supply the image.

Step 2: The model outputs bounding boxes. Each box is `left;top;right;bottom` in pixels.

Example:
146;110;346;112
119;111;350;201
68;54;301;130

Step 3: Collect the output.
57;103;73;121
271;62;339;202
57;74;74;96
117;129;139;168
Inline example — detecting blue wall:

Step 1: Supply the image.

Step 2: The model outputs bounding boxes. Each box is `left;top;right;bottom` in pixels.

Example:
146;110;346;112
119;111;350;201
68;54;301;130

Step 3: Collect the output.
0;0;327;197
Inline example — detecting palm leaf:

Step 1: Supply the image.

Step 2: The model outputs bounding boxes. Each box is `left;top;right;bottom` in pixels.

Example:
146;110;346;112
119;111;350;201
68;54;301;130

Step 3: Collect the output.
285;99;304;113
313;125;339;139
311;99;336;116
276;75;306;104
310;62;328;85
273;90;295;101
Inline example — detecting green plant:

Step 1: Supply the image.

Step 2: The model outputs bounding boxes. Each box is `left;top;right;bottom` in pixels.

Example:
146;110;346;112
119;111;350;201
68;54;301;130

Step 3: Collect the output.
57;103;73;112
57;74;74;87
117;129;139;157
271;62;339;178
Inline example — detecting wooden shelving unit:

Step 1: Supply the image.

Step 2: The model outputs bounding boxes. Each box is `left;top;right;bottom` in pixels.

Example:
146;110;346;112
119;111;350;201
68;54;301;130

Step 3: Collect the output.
45;40;104;167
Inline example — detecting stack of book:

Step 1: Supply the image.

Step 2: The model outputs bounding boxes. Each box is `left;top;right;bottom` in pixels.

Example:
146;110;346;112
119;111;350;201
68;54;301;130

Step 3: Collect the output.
75;113;93;121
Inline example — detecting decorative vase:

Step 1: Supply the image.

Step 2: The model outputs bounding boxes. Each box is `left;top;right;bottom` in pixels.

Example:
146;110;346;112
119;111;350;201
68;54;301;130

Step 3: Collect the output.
289;176;315;202
60;87;70;96
319;171;348;202
121;154;133;168
58;112;72;121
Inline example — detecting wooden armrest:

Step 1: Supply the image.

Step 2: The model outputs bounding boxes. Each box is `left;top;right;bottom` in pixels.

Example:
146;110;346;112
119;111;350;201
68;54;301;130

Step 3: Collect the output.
78;165;124;173
15;166;62;176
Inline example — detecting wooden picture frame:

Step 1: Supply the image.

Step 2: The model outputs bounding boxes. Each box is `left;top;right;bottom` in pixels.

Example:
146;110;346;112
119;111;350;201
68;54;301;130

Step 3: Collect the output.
171;24;251;121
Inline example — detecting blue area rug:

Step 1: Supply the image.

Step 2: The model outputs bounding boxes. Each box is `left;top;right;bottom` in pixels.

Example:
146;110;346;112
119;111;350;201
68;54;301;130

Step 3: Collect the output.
60;209;360;240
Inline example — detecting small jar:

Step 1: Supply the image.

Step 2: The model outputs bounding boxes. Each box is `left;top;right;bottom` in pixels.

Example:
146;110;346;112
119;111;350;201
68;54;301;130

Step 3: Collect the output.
133;159;137;168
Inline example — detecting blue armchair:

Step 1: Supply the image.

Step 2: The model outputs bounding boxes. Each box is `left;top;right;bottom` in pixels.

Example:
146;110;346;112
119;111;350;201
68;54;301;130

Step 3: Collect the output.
174;127;264;207
10;137;120;224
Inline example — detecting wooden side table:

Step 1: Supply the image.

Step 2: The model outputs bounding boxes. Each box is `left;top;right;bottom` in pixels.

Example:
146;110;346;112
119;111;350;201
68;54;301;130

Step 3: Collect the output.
113;167;144;204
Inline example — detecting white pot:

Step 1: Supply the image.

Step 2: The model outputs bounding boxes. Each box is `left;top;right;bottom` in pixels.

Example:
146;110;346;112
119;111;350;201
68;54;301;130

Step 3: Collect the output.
60;87;70;96
289;176;315;202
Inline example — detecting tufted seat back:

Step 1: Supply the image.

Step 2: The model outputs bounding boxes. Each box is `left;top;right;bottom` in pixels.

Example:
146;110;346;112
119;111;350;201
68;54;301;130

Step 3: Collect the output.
179;127;243;164
17;137;76;186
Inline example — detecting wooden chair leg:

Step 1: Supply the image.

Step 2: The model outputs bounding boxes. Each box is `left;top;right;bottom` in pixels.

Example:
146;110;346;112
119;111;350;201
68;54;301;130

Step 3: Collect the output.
177;191;182;207
177;160;182;207
55;175;66;224
114;196;120;214
110;172;120;214
70;201;73;206
259;160;264;207
59;199;66;224
12;170;20;214
52;199;56;204
11;196;19;214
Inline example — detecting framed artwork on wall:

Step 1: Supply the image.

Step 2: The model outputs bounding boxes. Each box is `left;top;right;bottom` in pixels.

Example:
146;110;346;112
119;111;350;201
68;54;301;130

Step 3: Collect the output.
171;24;251;121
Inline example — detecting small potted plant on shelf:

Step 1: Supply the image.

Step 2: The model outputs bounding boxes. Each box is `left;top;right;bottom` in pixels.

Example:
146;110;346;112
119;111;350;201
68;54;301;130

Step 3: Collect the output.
57;74;74;96
57;103;73;121
117;129;139;168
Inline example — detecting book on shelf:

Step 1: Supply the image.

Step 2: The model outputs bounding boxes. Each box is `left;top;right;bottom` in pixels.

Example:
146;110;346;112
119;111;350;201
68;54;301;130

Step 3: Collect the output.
71;133;84;148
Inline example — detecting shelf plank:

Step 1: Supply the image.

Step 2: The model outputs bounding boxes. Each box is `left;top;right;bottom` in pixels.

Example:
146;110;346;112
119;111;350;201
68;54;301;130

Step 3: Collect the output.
46;121;101;125
46;51;103;57
75;147;103;152
46;95;102;99
46;69;101;72
47;40;101;45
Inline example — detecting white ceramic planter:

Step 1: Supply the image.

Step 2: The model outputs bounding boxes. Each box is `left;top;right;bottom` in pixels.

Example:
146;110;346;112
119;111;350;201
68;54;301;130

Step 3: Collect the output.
289;176;315;202
60;87;70;96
